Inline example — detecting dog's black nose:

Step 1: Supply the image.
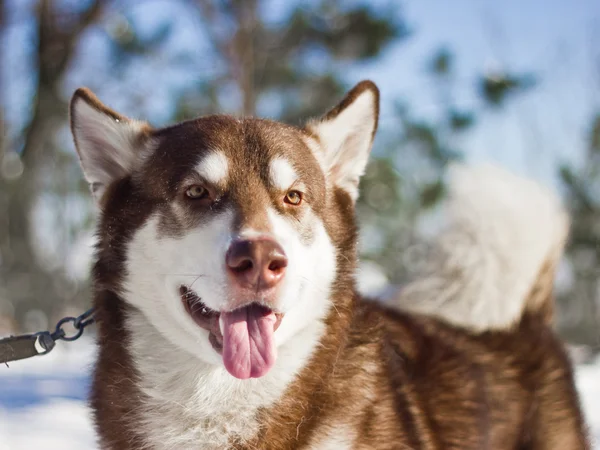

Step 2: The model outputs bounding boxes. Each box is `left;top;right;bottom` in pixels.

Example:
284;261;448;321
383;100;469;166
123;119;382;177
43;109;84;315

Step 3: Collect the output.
225;238;287;289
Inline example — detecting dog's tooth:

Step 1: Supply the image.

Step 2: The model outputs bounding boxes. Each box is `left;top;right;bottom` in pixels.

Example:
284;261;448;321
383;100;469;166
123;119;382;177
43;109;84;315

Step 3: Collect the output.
219;315;224;335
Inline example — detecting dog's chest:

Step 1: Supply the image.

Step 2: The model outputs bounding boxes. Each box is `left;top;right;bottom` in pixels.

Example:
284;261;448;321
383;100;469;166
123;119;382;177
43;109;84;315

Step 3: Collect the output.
136;386;262;449
125;313;324;449
134;381;359;450
130;339;281;448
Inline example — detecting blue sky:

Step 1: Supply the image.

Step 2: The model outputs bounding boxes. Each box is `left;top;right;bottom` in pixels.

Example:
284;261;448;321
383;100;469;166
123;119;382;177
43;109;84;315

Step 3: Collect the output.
354;0;600;186
99;0;600;186
3;0;599;188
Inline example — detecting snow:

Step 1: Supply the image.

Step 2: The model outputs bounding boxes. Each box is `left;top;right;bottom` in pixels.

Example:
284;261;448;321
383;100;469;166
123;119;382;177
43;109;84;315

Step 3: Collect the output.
0;400;96;450
0;336;598;449
0;338;97;449
578;362;600;448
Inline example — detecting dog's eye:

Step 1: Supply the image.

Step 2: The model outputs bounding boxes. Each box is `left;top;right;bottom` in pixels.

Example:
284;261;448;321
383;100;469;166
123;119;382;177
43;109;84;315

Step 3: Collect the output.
284;190;303;206
185;185;208;199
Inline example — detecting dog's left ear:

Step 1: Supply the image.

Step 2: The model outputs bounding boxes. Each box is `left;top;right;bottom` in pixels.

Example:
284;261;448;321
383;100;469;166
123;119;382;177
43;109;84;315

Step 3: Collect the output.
70;88;152;206
306;80;379;201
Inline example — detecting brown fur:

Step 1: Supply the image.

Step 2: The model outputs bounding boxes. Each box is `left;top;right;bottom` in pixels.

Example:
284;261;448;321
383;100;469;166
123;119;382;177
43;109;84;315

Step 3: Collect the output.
71;82;590;449
235;303;589;449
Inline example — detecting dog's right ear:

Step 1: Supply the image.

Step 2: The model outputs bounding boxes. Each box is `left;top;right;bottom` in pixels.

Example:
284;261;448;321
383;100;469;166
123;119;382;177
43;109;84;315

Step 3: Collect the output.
70;88;152;206
305;81;379;202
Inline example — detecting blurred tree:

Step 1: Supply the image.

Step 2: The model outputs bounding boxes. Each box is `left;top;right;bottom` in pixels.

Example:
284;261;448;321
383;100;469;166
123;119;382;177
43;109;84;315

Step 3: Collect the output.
0;0;4;159
479;72;535;107
177;0;407;122
0;0;104;329
558;113;600;350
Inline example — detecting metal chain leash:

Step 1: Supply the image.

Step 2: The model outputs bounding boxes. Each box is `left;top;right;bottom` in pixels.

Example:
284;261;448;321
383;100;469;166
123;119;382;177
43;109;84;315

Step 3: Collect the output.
52;308;96;342
0;308;96;365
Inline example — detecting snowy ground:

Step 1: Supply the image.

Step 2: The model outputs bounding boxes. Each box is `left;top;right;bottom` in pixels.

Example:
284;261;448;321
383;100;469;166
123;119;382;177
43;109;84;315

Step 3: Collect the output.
578;362;600;449
0;338;598;449
0;338;97;450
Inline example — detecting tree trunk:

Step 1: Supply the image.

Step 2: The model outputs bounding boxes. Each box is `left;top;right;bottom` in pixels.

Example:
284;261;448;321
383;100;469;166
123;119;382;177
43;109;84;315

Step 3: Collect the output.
0;0;103;330
233;0;258;116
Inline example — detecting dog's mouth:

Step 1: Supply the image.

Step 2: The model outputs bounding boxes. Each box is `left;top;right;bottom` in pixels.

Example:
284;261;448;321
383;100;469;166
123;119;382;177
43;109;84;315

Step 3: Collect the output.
180;285;283;379
180;286;223;352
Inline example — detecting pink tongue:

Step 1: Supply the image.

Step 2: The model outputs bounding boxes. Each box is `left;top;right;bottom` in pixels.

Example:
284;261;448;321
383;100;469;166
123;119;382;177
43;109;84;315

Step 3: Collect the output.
221;304;277;379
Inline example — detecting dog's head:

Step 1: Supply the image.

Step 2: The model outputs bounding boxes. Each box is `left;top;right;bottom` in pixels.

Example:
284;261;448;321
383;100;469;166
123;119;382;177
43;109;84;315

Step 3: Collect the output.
71;82;379;379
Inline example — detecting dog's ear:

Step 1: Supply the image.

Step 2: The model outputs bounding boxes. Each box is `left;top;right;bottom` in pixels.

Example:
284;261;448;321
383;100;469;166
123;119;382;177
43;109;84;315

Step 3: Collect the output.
306;80;379;202
70;88;152;206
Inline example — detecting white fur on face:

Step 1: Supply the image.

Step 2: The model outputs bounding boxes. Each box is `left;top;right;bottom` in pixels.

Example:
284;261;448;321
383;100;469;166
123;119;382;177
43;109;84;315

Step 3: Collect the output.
269;157;297;190
265;207;336;346
122;187;338;447
195;151;229;185
122;210;234;366
122;201;337;366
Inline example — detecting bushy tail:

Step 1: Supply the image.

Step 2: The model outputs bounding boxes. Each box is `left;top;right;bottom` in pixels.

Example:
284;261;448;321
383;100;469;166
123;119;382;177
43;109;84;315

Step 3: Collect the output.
392;164;569;332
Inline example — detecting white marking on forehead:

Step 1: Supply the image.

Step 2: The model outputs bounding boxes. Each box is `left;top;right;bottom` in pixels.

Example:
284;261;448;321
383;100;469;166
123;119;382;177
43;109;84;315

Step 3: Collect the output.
269;157;297;190
237;228;272;240
195;151;229;185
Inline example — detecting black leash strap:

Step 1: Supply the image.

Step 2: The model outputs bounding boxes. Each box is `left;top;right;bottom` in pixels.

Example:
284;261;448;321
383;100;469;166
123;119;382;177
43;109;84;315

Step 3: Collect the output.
0;333;55;363
0;308;95;365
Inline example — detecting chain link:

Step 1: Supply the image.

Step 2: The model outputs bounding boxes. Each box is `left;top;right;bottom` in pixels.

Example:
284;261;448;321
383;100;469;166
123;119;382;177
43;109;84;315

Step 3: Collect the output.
51;308;96;342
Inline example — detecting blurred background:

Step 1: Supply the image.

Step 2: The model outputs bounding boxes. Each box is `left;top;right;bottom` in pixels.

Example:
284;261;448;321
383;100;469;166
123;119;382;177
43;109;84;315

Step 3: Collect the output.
0;0;599;448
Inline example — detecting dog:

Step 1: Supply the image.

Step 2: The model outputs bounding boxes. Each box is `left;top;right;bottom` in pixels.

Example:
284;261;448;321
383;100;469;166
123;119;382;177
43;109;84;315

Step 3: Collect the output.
70;81;590;449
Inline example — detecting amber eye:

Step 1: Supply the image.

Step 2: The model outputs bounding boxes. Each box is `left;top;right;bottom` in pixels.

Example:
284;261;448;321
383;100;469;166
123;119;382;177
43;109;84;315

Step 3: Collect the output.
185;185;208;199
284;190;303;206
